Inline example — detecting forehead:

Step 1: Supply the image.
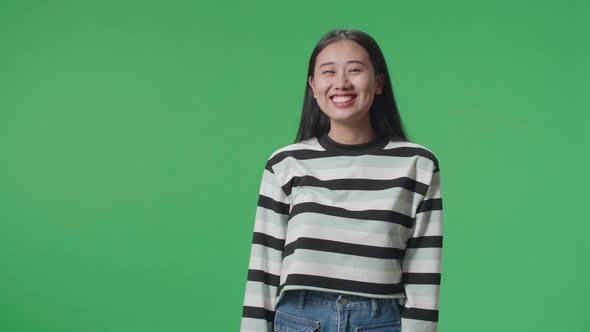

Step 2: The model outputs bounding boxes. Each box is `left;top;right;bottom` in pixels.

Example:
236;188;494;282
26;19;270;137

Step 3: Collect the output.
315;40;370;66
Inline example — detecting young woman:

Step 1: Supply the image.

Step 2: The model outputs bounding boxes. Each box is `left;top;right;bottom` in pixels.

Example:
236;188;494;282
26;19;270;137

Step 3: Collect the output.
240;28;444;332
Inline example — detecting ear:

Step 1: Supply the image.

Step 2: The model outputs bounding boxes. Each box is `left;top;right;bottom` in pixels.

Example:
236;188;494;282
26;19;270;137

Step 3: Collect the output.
308;75;315;94
375;73;385;94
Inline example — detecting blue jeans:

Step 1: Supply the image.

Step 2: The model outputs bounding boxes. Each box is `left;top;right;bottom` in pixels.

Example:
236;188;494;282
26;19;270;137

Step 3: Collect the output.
273;289;402;332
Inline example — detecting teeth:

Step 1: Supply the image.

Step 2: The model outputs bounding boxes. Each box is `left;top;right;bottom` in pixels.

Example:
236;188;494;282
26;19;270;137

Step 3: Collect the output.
333;95;355;102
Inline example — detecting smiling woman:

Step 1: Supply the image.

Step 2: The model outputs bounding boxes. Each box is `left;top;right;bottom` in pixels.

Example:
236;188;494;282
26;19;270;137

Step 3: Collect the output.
308;40;384;136
297;28;406;146
240;28;445;332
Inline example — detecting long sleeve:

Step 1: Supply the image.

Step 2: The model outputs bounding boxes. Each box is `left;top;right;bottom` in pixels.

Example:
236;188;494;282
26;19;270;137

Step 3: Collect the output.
240;159;290;332
400;158;444;332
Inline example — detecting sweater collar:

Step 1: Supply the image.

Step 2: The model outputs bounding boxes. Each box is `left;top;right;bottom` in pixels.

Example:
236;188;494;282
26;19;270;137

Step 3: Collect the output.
317;132;390;154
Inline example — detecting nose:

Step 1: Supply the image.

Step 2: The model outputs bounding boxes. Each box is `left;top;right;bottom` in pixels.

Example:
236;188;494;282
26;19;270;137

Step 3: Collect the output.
334;72;352;90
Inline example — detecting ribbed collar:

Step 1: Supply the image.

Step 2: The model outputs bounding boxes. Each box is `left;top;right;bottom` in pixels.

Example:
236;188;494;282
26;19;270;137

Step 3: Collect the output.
317;132;390;155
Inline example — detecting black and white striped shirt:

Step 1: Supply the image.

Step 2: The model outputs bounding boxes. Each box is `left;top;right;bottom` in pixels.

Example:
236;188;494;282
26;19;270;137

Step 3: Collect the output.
241;132;444;332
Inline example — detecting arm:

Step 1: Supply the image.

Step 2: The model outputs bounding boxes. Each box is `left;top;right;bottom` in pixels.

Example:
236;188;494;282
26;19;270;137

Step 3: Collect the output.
240;159;290;332
401;158;444;332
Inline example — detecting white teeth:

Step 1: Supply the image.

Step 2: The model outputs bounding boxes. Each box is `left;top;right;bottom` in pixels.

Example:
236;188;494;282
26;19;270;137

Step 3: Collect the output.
333;95;355;103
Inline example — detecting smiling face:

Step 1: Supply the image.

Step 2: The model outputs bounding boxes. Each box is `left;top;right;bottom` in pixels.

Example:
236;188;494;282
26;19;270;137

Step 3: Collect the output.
308;39;384;126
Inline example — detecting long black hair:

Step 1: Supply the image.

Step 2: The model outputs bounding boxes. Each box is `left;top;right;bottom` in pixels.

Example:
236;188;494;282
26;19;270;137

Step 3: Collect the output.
294;28;409;143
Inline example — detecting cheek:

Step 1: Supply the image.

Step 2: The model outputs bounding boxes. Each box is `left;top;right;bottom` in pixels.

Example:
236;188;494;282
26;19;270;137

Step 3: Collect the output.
315;82;329;93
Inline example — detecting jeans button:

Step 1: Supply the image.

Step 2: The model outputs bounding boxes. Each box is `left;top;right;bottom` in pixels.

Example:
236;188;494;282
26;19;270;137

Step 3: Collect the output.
340;297;349;305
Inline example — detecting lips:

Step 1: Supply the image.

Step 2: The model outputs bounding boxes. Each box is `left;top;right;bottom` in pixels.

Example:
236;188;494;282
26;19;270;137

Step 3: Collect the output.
330;94;357;107
330;93;357;99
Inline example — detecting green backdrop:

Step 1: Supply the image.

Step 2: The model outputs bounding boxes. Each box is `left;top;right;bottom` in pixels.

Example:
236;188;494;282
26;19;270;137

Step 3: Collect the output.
1;0;588;331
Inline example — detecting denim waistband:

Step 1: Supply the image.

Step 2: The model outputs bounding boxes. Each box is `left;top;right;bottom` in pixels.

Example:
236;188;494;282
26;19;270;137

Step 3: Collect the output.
284;289;401;315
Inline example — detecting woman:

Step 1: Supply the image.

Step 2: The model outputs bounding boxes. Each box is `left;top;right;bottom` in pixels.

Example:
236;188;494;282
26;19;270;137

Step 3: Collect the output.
240;28;444;332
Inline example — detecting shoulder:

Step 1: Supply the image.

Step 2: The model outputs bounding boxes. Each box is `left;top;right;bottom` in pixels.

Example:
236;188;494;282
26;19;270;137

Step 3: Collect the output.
263;136;321;168
384;138;441;172
268;137;321;158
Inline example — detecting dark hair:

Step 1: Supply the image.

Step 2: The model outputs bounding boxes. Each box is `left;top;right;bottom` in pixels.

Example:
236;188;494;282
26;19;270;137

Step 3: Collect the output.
294;28;409;143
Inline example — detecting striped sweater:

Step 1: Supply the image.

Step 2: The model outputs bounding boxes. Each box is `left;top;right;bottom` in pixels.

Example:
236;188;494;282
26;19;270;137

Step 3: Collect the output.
240;132;444;332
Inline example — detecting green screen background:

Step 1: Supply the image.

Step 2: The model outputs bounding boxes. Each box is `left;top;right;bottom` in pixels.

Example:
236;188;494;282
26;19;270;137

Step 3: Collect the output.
1;0;587;331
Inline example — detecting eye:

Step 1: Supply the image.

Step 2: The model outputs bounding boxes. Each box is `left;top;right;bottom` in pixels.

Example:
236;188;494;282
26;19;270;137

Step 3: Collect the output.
322;69;360;74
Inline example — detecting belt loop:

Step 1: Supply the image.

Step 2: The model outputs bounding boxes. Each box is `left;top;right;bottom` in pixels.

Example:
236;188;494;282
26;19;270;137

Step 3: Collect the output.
395;297;404;311
371;298;378;317
298;290;306;309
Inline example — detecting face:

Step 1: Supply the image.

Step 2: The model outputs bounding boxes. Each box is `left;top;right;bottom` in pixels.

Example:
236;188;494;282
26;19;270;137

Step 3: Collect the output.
308;39;384;125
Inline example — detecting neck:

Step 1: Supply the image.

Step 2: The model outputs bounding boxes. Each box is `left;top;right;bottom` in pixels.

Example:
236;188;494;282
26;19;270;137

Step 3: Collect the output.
327;123;376;145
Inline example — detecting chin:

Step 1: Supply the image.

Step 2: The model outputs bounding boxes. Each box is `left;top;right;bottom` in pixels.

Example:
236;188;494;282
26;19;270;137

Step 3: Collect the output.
320;102;369;118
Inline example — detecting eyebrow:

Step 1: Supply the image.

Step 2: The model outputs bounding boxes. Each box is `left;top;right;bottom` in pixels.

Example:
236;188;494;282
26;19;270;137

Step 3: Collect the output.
319;60;367;68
